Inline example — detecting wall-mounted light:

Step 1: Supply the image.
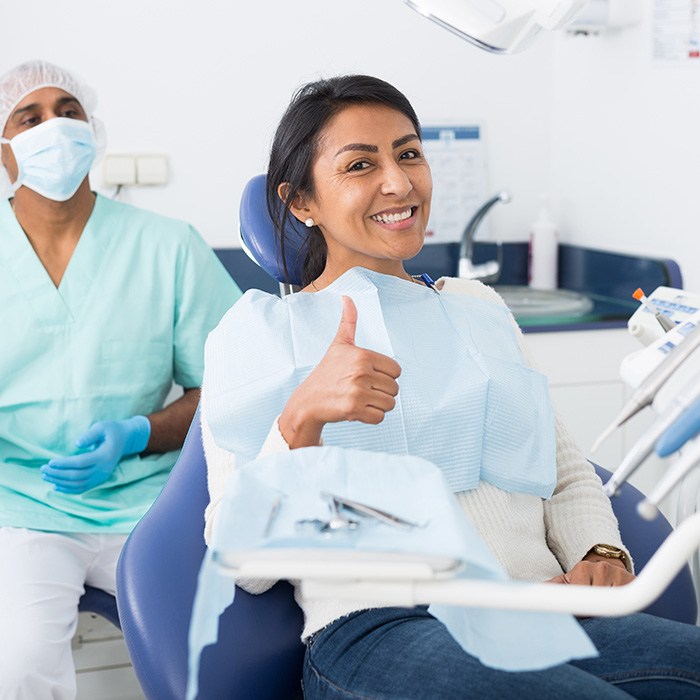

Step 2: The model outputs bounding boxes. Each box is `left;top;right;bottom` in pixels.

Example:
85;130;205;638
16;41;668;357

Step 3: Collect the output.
565;0;643;35
404;0;588;53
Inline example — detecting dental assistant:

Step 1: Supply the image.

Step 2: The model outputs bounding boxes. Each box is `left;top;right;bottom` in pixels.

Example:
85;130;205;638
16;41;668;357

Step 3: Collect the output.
0;60;240;700
201;75;700;699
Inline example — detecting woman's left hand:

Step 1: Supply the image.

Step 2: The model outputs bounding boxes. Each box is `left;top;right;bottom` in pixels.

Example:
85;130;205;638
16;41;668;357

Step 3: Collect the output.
547;556;635;586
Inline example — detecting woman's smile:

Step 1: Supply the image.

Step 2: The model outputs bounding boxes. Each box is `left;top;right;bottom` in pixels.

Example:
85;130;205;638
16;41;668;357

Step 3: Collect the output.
370;205;417;227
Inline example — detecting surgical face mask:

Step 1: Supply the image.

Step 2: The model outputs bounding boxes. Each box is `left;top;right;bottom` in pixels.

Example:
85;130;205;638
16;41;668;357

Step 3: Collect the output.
1;117;96;201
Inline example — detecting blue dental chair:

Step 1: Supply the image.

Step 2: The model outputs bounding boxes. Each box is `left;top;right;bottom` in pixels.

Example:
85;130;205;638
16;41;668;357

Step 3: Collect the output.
79;586;120;629
116;407;304;700
114;174;697;700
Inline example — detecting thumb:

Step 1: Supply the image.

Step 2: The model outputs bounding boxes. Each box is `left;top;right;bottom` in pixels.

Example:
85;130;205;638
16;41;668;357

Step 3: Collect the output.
333;296;357;346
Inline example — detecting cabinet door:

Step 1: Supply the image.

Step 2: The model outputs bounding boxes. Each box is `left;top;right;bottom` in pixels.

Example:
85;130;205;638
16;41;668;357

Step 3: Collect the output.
521;329;676;521
548;382;626;469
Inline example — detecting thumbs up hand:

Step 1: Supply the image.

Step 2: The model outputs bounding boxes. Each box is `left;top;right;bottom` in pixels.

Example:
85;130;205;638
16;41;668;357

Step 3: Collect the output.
279;296;402;448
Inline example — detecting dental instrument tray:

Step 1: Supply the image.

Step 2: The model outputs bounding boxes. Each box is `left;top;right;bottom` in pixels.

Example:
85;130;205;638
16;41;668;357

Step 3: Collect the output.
207;447;503;584
212;488;462;581
212;547;462;582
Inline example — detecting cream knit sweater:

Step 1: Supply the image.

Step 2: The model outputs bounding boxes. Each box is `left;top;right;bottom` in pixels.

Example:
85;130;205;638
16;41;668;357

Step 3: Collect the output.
201;277;630;640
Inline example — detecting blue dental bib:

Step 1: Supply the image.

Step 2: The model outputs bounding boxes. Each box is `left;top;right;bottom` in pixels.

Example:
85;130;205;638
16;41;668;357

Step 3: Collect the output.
205;267;556;498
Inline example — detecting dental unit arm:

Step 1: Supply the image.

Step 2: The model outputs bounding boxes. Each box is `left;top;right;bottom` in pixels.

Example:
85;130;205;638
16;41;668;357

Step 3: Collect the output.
603;371;700;498
656;397;700;458
597;299;700;516
636;398;700;521
404;0;587;54
592;318;700;455
215;511;700;618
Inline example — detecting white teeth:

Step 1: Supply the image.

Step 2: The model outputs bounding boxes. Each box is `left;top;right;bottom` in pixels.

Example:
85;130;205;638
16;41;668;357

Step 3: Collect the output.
372;207;413;224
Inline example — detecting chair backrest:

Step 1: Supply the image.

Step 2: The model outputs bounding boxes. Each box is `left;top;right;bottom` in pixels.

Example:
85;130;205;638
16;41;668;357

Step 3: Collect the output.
593;463;697;624
239;173;305;287
116;408;304;700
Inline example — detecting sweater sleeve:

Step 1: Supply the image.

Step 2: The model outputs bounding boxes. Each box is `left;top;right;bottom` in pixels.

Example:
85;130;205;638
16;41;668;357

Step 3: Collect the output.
507;301;633;573
543;416;633;573
202;397;292;593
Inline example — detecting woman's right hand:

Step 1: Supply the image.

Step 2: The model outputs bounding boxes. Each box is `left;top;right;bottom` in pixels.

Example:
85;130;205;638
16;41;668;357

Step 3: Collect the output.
279;296;402;448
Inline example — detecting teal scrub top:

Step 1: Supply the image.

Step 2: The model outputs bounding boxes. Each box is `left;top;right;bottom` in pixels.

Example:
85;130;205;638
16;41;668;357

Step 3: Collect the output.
0;194;241;533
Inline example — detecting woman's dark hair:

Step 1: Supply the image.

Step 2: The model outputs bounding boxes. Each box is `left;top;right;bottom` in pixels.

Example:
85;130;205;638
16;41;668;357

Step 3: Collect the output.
266;75;421;286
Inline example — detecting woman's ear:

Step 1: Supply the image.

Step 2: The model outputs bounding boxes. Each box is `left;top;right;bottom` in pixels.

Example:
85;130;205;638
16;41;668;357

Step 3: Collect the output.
278;182;314;225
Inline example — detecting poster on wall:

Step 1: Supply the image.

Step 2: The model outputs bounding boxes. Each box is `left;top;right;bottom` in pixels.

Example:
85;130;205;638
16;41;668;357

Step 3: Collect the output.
421;125;488;245
653;0;700;62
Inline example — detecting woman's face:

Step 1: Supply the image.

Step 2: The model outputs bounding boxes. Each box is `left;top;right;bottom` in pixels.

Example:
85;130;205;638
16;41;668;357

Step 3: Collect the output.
296;103;432;280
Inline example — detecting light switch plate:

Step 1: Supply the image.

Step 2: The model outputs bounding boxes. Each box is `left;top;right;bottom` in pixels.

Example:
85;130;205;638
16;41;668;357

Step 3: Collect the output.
102;155;136;186
136;155;169;185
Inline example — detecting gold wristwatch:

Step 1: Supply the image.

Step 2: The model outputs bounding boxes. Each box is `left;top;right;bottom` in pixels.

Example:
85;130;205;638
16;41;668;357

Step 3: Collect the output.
591;543;629;568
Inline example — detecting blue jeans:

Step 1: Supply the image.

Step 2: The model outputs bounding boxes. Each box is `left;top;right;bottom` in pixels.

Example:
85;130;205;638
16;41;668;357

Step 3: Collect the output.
302;607;700;699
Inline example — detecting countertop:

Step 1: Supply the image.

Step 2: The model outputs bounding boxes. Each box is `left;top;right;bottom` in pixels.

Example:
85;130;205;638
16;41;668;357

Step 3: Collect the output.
214;242;682;334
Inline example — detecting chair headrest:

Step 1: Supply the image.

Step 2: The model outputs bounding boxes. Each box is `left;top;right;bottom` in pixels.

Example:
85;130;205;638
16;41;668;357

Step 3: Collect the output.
239;174;306;287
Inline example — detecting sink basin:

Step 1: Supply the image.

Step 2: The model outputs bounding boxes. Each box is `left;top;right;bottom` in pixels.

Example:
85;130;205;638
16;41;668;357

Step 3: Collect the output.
493;286;594;320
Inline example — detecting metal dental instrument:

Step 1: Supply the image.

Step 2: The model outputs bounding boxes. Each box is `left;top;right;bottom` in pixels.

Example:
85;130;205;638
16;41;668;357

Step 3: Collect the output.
603;370;700;497
262;495;283;538
321;491;425;531
638;439;700;521
295;497;360;535
322;496;359;533
592;322;700;454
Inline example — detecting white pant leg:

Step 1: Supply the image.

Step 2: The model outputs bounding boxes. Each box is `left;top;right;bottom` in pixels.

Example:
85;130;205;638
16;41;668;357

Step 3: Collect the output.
0;528;124;700
85;533;128;596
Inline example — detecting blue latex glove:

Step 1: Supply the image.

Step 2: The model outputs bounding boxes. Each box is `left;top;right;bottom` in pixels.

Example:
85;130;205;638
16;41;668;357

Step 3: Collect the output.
41;416;151;494
656;396;700;457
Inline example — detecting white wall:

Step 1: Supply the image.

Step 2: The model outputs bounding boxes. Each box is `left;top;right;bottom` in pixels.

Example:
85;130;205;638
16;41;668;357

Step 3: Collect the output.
550;1;700;292
4;0;554;250
6;1;697;289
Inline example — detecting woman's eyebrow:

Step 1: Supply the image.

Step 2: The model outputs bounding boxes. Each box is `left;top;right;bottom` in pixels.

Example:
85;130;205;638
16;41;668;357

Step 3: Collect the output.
334;143;379;157
333;133;419;158
392;133;419;148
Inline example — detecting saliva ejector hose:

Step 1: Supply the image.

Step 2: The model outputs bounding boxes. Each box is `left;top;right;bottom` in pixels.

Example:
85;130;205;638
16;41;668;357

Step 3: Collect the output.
592;316;700;455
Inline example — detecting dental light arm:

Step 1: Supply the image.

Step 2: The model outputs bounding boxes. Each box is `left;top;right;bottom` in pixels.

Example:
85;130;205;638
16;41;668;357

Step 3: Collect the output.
404;0;586;53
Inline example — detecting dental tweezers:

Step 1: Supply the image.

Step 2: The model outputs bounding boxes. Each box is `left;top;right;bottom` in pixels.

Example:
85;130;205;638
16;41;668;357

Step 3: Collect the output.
321;491;425;530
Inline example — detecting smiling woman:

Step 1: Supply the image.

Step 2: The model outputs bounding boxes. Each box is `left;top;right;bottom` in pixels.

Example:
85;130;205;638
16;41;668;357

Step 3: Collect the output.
199;75;700;700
